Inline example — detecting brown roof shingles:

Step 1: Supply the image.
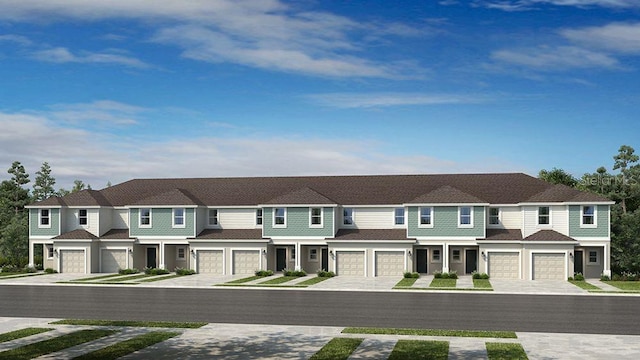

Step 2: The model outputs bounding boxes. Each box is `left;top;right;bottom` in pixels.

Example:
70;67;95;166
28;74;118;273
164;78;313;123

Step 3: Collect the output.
195;228;265;240
333;229;413;241
408;185;487;204
482;229;523;240
54;229;98;240
262;187;336;205
524;230;576;242
101;229;131;239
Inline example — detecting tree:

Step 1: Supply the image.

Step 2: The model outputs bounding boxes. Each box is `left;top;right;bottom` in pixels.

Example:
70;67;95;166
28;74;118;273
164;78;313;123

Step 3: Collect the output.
2;162;30;215
0;214;28;266
612;145;640;214
538;168;578;187
72;180;86;193
32;162;56;201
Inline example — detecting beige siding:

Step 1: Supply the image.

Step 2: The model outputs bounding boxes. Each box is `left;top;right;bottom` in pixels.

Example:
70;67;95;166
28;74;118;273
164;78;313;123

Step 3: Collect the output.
112;209;129;229
63;208;99;236
523;206;569;238
488;207;521;229
346;207;394;229
218;209;256;229
196;207;207;235
99;208;112;236
551;206;568;236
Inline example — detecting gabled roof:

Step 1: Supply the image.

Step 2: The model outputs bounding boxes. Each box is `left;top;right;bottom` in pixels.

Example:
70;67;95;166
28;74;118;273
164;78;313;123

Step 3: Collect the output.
333;229;413;241
32;196;65;207
54;229;98;240
101;229;131;239
195;228;264;239
482;229;523;240
526;184;609;203
131;188;203;207
61;190;112;207
408;185;486;204
524;230;576;242
262;187;336;205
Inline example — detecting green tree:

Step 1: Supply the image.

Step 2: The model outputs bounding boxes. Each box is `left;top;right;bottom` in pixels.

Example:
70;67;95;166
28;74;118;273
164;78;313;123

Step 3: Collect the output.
538;168;578;187
72;180;87;193
32;162;56;201
612;145;640;214
0;214;28;266
1;162;30;215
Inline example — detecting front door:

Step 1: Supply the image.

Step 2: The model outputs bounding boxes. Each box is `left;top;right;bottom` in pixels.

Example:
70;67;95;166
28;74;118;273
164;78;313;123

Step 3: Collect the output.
321;248;329;271
276;248;287;271
574;250;583;276
146;247;157;268
416;249;428;273
465;249;478;274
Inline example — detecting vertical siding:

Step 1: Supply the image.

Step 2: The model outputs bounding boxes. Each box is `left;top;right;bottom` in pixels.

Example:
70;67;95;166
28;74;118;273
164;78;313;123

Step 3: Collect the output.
263;207;334;237
569;205;609;237
407;206;485;237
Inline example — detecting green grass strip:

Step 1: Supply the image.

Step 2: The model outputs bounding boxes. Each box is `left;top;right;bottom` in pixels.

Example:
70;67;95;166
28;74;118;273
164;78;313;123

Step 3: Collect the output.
72;274;130;282
50;319;207;328
342;327;517;339
258;276;299;285
473;279;493;289
429;278;457;287
0;328;53;343
486;342;528;359
136;274;181;283
0;329;117;360
309;337;363;360
106;274;155;282
225;275;266;284
395;278;418;287
388;340;449;360
297;276;331;286
0;272;22;277
603;281;640;291
72;331;180;360
0;273;46;279
569;280;600;290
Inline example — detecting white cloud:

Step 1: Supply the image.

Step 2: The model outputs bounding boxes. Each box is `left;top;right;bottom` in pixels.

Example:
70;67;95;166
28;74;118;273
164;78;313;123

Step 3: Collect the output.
475;0;640;10
45;100;148;125
30;47;149;68
561;22;640;54
492;45;619;70
0;34;32;46
307;93;489;109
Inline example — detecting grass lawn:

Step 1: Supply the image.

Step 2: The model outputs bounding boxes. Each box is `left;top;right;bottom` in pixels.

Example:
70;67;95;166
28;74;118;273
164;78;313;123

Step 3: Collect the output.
473;279;492;289
429;278;457;288
296;276;331;286
486;342;528;359
569;280;601;290
137;274;181;283
50;319;207;328
258;276;300;285
603;281;640;291
388;340;449;360
224;275;266;284
106;274;155;282
72;274;130;282
0;272;23;277
342;327;517;339
0;329;117;360
309;337;363;360
72;331;180;360
394;278;418;287
0;328;53;343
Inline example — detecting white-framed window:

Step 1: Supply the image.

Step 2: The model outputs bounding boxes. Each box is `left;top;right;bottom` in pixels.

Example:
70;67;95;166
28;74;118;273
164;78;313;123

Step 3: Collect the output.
432;249;441;262
419;207;433;227
46;245;54;259
538;206;550;225
78;209;88;226
452;249;462;263
256;209;263;226
394;208;405;225
208;209;219;226
458;207;473;227
581;206;596;227
588;250;599;265
273;207;286;227
39;209;51;228
310;207;323;227
173;208;185;228
176;247;186;260
309;248;318;261
488;207;500;226
343;208;354;226
139;208;151;227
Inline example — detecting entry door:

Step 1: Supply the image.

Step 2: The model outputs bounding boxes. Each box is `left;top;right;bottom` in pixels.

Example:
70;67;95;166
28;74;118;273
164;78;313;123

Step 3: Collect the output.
146;247;157;268
574;250;583;275
416;249;428;273
321;248;329;271
465;249;478;274
276;248;287;271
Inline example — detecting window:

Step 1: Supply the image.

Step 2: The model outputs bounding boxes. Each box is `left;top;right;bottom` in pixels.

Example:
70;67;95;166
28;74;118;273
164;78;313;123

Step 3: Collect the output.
46;245;54;259
78;209;88;226
274;207;286;227
489;207;500;225
582;206;596;226
256;209;263;226
39;209;51;228
343;208;354;226
459;207;472;227
588;250;599;264
394;208;405;225
309;248;318;261
452;249;461;262
432;249;441;262
208;209;219;226
419;207;433;226
139;208;151;227
173;208;185;228
177;247;186;260
310;208;322;227
538;206;550;225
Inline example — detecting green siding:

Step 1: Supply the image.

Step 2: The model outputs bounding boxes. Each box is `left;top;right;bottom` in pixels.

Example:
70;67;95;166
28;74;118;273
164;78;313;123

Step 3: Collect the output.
407;206;485;237
29;208;60;237
263;207;334;237
569;205;609;238
129;208;195;237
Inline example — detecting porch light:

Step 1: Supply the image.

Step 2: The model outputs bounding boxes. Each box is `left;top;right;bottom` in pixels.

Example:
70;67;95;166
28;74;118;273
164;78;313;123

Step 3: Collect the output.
408;250;412;257
569;252;573;258
262;249;266;255
190;249;195;255
128;248;133;254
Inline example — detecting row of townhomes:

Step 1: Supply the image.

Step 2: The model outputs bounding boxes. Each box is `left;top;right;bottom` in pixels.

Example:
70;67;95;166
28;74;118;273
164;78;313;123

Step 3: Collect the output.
26;173;613;279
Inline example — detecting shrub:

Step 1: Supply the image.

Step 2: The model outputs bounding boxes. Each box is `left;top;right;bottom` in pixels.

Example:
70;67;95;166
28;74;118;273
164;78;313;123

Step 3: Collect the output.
175;267;196;276
481;273;490;280
573;273;585;281
448;270;458;279
404;272;420;279
601;274;611;281
472;271;480;279
283;269;307;277
44;268;57;274
255;269;274;277
1;265;19;273
118;268;139;275
433;270;442;279
144;267;170;275
317;270;335;277
25;266;37;273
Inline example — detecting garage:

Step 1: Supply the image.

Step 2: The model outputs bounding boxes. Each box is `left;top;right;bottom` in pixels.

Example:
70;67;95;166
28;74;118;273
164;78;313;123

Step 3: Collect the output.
197;250;224;274
488;252;519;279
375;251;404;276
101;249;127;273
532;253;565;280
60;249;86;273
336;251;365;276
232;250;260;275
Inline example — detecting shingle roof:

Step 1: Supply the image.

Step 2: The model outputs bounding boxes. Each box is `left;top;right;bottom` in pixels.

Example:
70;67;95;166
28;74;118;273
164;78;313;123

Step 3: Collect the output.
408;185;486;204
101;229;131;239
333;229;413;241
195;228;264;240
54;229;98;240
131;188;203;206
262;187;336;205
482;229;523;240
526;184;607;203
524;230;576;242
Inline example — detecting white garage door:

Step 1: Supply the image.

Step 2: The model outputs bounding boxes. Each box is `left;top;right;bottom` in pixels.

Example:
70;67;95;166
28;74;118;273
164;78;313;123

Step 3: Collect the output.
336;251;365;276
375;251;404;277
60;250;86;274
488;252;519;279
233;250;260;275
101;249;127;273
198;250;224;274
533;253;565;280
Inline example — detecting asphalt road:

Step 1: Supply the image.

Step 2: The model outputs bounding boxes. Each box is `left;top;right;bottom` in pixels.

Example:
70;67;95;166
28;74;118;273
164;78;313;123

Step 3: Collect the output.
1;285;638;335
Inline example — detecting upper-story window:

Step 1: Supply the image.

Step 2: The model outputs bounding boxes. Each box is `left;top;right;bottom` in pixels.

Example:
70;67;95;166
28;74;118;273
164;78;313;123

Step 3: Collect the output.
256;209;263;226
208;209;219;226
273;207;286;227
78;209;88;226
488;207;500;226
343;208;354;226
419;207;433;227
394;208;405;225
173;208;185;228
139;208;151;227
310;208;323;227
39;209;51;228
538;206;550;225
458;207;473;227
581;206;596;227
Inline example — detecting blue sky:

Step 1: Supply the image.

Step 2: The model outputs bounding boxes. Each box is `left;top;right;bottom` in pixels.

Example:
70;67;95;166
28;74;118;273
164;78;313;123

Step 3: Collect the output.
1;0;639;190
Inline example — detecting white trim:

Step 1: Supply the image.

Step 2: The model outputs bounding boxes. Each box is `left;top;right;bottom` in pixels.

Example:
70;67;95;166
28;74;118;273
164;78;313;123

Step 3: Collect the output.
519;201;615;206
580;205;597;228
529;251;568;281
418;207;434;228
231;248;263;274
38;209;52;228
573;237;611;241
394;207;405;226
271;237;328;242
46;244;54;259
57;247;88;274
207;208;220;227
486;250;522;280
537;206;552;227
25;205;62;209
458;206;473;228
373;249;408;276
415;236;478;241
172;208;186;228
255;208;263;227
176;246;187;261
451;248;462;263
342;207;355;227
431;248;442;263
487;207;501;227
308;247;319;262
139;208;152;228
99;247;129;272
309;207;323;228
273;207;287;228
333;249;367;276
404;202;490;207
259;203;337;208
192;247;226;274
326;239;416;244
78;209;89;227
125;205;198;208
587;249;600;265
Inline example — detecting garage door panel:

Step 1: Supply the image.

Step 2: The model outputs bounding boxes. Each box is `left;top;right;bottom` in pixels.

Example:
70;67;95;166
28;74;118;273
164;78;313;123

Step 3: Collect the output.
198;250;223;274
533;253;565;280
60;250;85;274
336;251;364;276
233;250;260;275
488;252;519;279
375;251;404;277
101;249;127;273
